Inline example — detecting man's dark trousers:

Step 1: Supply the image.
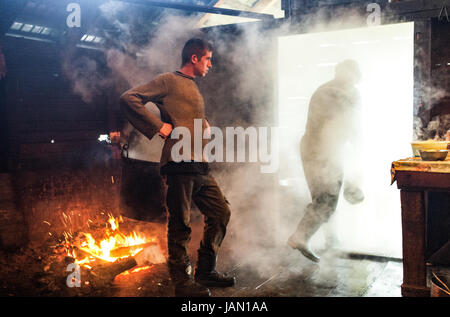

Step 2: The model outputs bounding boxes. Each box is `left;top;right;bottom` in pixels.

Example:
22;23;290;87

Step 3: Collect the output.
165;173;231;282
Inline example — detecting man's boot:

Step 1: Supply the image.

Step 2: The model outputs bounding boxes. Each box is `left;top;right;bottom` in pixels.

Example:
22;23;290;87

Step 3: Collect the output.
174;279;211;297
287;204;323;263
170;262;211;297
194;253;236;288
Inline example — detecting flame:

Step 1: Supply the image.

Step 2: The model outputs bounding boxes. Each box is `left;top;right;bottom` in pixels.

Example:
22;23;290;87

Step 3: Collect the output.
68;214;154;266
117;265;153;278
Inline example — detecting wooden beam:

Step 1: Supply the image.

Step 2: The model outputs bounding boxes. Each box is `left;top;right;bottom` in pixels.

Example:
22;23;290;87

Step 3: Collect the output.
118;0;275;20
286;0;450;20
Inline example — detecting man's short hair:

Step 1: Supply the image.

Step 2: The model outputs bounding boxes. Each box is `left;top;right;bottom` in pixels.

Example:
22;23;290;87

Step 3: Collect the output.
181;38;213;66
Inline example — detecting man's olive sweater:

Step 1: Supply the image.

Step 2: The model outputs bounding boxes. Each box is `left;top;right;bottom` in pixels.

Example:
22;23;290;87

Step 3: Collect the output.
120;71;209;168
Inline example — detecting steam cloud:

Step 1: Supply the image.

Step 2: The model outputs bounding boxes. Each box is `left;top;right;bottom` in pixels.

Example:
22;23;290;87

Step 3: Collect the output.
60;4;446;286
414;85;450;141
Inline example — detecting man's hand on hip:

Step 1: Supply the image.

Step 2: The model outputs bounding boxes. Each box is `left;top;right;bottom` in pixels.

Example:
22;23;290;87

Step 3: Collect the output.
159;123;173;139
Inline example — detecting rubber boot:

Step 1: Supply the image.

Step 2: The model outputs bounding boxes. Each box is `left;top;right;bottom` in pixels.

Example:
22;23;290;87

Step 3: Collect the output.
194;253;236;288
169;262;211;297
287;204;323;263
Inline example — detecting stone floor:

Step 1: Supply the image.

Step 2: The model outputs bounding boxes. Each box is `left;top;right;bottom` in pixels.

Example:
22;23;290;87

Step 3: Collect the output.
109;252;403;298
198;249;403;298
111;218;404;298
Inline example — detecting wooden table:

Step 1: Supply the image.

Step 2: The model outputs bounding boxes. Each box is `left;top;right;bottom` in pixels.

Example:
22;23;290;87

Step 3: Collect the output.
391;157;450;297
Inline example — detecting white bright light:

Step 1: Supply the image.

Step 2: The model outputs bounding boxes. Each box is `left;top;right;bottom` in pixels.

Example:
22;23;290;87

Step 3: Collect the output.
11;22;23;30
277;22;414;258
21;24;33;32
98;134;110;142
31;26;43;33
85;35;95;42
41;27;52;36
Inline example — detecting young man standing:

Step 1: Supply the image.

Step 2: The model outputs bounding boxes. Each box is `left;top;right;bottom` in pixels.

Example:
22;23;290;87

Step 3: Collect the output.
120;38;235;297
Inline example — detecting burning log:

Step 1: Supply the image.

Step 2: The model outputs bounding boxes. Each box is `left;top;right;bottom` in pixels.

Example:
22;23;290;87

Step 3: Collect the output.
89;257;138;288
60;213;166;289
109;242;156;258
66;214;155;264
87;244;166;289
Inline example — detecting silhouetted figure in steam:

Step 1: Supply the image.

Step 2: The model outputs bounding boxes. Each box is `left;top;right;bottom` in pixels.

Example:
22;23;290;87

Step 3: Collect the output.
288;60;365;263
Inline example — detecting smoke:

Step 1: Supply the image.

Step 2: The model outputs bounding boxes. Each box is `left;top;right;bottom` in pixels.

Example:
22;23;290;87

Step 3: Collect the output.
105;10;295;277
411;18;449;141
62;3;205;104
201;12;328;277
416;113;450;141
103;14;204;85
62;5;209;160
414;85;450;141
98;1;132;48
106;13;208;161
272;17;417;262
62;54;110;104
58;3;444;283
198;22;308;277
66;8;312;276
206;8;416;279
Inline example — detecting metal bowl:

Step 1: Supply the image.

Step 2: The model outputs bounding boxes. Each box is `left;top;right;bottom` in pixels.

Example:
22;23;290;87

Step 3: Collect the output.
419;150;448;161
411;141;450;156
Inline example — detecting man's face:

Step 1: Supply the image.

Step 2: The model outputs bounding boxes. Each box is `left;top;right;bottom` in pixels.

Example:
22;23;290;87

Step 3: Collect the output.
193;50;212;77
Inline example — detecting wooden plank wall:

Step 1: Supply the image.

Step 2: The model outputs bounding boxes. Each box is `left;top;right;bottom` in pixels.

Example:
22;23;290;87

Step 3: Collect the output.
3;36;111;169
0;35;125;245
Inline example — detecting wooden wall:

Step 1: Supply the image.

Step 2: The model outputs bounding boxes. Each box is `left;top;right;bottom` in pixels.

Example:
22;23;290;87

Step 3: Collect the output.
2;37;112;170
0;36;126;247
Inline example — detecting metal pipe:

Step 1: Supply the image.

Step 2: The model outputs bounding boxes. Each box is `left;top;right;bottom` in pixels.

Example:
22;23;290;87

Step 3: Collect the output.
117;0;275;20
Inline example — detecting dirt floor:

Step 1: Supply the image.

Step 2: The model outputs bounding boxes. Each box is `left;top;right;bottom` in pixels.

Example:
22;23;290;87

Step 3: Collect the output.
0;214;405;298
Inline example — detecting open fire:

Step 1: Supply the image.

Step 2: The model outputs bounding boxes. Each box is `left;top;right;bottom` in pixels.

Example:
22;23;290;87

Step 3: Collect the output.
64;214;157;270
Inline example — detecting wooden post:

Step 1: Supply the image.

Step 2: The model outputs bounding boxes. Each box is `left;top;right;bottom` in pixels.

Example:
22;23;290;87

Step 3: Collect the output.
400;189;430;297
